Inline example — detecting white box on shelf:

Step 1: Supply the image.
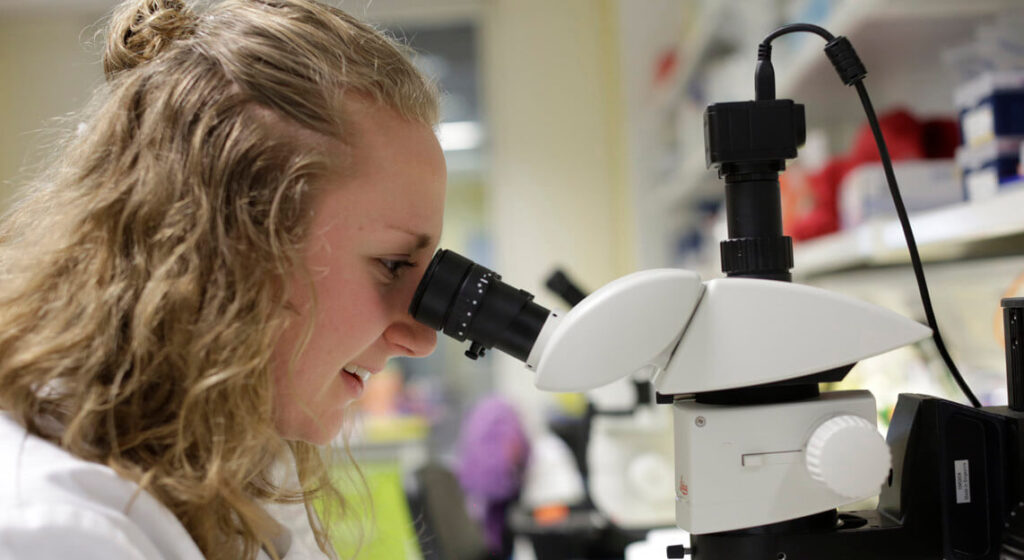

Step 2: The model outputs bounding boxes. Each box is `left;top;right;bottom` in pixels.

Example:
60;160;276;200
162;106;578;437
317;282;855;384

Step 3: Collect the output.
954;70;1024;147
955;137;1024;201
839;160;963;229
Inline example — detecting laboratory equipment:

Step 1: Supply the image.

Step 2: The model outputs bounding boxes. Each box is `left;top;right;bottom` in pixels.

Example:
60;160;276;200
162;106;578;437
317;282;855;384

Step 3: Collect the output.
409;24;1024;559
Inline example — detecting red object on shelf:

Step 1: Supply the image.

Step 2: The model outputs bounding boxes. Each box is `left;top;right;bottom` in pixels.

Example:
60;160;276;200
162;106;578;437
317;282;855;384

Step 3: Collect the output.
784;159;853;241
782;109;960;241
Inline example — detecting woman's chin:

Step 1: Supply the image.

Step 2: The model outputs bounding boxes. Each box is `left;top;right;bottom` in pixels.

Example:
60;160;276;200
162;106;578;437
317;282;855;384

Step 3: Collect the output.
275;414;345;446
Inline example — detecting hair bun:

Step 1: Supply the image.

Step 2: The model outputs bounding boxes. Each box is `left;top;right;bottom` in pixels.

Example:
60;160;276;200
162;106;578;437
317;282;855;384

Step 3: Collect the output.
104;0;198;80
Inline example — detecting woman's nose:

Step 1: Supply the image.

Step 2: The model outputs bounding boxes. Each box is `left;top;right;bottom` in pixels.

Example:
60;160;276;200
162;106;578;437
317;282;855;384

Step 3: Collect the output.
384;319;438;358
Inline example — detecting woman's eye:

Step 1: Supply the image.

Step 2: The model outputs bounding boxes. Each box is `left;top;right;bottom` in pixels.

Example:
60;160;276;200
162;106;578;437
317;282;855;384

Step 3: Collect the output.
378;258;415;280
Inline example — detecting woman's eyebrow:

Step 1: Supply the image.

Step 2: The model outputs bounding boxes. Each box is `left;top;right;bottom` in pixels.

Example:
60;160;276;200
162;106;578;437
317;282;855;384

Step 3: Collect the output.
388;226;433;251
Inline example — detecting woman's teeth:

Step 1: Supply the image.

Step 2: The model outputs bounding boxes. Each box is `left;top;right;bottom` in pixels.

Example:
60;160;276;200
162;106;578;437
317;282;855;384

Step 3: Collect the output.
343;365;373;382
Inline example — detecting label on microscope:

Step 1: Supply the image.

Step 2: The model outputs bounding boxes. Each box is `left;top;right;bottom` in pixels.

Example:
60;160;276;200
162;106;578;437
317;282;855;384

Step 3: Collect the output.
954;459;971;504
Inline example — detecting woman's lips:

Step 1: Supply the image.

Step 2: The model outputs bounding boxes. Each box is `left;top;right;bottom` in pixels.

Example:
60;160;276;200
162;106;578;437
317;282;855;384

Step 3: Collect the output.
342;364;373;381
341;367;365;395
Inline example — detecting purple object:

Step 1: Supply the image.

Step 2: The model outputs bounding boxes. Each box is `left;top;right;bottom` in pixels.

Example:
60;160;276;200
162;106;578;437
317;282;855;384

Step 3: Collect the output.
456;395;530;552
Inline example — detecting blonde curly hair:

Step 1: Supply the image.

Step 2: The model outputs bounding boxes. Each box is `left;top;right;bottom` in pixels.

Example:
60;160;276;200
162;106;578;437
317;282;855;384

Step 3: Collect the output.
0;0;438;558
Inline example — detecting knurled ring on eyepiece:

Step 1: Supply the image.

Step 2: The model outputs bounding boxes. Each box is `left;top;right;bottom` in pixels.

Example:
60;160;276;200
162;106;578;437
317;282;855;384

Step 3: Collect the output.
445;269;499;340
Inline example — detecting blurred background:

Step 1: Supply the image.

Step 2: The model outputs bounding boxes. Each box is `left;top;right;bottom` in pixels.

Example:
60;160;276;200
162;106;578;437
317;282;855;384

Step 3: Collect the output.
3;0;1024;558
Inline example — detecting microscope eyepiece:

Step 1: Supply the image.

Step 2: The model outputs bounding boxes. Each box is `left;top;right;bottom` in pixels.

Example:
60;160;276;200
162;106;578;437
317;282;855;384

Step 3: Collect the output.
409;249;551;361
409;249;472;331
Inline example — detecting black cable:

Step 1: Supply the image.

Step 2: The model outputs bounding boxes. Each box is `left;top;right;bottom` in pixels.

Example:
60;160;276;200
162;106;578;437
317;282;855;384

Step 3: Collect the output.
756;24;835;101
853;81;982;407
762;23;835;44
759;26;982;408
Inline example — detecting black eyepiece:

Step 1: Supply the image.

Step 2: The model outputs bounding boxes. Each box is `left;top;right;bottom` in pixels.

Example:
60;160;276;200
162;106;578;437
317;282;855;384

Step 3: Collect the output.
409;249;551;362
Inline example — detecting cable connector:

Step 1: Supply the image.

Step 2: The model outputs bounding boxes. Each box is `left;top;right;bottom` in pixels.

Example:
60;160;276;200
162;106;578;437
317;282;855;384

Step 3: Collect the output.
824;36;867;85
755;42;776;100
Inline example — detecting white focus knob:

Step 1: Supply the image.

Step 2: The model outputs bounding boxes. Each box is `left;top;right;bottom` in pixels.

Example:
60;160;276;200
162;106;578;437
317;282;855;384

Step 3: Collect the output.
805;415;891;499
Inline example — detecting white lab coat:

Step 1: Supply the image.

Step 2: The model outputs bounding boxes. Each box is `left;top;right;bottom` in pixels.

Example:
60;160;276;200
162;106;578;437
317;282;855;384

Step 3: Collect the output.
0;412;321;559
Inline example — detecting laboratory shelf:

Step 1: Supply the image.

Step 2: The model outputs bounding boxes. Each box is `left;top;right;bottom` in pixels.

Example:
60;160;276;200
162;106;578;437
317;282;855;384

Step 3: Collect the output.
776;0;1018;126
793;183;1024;278
653;0;1016;213
649;150;715;210
676;1;730;98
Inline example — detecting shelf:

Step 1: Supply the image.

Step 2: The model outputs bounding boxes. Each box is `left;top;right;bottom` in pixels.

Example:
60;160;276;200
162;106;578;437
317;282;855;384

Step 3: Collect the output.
651;0;1017;211
677;1;731;96
776;0;1016;125
793;183;1024;277
650;150;715;209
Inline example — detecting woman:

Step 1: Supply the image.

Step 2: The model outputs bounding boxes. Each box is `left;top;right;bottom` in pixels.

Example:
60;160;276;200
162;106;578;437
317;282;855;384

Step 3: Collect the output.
0;0;445;558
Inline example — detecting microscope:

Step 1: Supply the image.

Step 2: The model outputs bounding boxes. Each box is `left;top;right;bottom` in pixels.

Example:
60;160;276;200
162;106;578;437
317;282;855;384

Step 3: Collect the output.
542;270;677;531
409;24;1024;559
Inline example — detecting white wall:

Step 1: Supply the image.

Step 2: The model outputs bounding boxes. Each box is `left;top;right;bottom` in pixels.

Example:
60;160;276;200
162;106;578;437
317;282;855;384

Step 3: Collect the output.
0;14;105;204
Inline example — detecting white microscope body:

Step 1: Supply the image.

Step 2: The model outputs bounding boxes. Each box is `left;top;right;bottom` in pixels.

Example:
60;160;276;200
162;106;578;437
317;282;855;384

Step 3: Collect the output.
524;269;931;535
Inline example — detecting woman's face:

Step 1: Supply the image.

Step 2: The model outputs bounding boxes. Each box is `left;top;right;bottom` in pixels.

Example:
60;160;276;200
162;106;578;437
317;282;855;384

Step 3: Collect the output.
272;102;446;445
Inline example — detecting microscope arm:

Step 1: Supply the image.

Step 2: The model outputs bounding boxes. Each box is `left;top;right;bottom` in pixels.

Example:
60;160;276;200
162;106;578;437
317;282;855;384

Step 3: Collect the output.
657;277;932;394
527;270;931;395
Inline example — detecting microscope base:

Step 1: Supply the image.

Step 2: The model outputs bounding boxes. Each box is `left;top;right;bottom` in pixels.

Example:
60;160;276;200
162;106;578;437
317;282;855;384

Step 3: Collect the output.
681;393;1024;559
689;508;933;559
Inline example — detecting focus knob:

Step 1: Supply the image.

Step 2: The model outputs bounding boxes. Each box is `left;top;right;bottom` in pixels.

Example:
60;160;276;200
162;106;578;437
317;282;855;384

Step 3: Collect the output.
805;414;891;499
